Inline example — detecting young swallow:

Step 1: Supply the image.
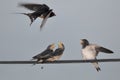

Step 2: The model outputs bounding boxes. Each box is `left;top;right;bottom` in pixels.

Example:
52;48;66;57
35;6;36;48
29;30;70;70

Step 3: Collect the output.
80;39;113;72
18;3;56;30
46;42;65;62
32;43;55;63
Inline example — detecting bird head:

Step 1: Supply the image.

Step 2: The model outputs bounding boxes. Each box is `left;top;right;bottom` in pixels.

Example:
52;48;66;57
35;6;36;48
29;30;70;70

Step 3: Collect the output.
80;39;89;47
49;9;56;17
50;12;56;17
47;43;55;50
58;42;64;49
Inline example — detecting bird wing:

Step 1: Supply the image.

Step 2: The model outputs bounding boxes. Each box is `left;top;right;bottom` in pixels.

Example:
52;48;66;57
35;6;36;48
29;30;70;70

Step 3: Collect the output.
95;46;113;53
19;3;49;11
40;10;52;30
33;49;53;59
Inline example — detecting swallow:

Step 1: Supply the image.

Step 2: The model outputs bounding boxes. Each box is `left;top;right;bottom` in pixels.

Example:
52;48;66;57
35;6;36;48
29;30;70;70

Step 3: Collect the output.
18;3;56;30
80;39;113;72
32;43;55;63
46;42;65;62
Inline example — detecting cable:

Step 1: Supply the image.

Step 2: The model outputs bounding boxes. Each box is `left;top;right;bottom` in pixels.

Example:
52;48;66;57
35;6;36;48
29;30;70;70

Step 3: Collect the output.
0;58;120;64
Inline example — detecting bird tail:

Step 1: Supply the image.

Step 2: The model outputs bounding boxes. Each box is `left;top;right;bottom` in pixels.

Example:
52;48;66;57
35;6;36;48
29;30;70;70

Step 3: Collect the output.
13;12;36;26
92;62;101;72
21;13;35;26
29;58;37;66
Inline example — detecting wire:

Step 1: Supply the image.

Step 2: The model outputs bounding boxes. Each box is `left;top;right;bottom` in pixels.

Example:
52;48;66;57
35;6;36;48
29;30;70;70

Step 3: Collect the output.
0;58;120;64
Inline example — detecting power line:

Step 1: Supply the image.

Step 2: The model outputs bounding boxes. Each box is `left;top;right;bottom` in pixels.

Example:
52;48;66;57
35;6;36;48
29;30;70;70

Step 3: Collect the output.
0;58;120;64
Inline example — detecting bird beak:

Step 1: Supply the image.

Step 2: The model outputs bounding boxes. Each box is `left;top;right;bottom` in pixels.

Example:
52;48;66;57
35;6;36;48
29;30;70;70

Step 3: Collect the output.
80;40;83;45
54;13;56;16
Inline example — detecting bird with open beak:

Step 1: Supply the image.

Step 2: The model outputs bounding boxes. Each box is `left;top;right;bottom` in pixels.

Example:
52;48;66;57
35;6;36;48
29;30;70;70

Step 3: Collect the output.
18;3;56;30
46;42;65;62
80;39;113;72
32;43;55;63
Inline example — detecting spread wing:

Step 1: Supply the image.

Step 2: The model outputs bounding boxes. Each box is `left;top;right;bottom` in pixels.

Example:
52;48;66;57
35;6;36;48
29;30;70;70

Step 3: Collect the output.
96;46;113;53
40;10;53;30
19;3;49;11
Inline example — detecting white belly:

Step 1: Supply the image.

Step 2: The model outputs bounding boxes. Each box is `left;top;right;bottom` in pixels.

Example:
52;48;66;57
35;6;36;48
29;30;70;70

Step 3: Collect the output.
82;48;97;60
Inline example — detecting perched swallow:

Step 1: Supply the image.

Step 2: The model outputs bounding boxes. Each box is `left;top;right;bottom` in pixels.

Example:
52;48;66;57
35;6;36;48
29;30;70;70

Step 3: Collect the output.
18;3;56;30
46;42;65;61
32;43;55;63
80;39;113;72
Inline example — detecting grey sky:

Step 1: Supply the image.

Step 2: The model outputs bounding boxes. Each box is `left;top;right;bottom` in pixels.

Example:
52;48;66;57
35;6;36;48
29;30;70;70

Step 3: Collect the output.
0;0;120;80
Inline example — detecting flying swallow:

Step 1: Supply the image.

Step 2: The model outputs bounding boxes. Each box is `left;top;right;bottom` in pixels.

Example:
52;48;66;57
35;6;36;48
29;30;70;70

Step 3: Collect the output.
18;3;56;30
80;39;113;72
46;42;65;62
32;43;55;63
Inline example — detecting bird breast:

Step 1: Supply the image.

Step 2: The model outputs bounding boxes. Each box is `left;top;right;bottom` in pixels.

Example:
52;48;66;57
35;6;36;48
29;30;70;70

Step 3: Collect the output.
82;46;97;59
